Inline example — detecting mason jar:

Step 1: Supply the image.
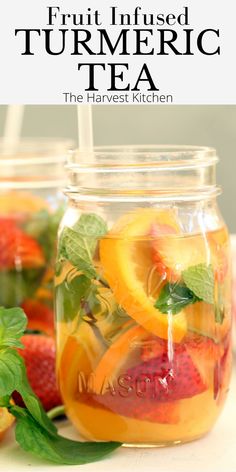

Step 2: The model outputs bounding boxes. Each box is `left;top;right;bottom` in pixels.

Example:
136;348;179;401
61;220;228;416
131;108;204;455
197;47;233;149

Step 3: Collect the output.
0;139;72;335
56;146;232;446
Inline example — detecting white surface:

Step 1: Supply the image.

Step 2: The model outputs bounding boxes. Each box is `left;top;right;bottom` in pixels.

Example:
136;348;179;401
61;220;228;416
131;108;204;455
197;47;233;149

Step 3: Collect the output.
1;363;236;472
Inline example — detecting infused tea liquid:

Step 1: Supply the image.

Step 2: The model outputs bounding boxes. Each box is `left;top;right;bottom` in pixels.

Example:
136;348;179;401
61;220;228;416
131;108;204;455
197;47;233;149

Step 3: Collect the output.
56;146;232;445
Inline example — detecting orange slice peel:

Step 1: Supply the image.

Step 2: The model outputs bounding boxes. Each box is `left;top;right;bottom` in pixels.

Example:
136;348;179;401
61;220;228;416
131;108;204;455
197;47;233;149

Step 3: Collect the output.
100;208;187;343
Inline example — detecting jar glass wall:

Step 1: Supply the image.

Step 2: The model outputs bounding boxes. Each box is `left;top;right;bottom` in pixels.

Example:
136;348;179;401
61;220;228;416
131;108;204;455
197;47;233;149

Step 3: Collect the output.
55;146;232;446
0;138;72;335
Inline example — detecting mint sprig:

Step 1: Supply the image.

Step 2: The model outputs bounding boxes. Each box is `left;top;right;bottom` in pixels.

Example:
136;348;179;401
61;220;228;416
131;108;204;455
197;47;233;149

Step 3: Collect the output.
0;307;121;464
154;283;199;314
0;307;27;348
182;263;214;305
11;405;119;465
59;213;107;278
155;263;216;320
56;213;108;324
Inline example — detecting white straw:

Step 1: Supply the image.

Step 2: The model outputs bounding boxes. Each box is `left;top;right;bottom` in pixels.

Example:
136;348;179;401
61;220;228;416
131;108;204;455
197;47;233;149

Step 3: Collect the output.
77;105;94;152
2;105;24;155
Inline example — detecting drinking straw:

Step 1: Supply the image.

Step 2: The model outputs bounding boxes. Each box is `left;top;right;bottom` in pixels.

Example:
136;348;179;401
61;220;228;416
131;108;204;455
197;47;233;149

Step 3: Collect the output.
2;105;24;155
77;105;94;154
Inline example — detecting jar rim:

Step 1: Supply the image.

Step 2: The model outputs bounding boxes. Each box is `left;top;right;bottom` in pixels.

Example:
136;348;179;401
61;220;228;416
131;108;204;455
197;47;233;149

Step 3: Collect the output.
0;137;73;167
0;138;74;190
68;145;218;173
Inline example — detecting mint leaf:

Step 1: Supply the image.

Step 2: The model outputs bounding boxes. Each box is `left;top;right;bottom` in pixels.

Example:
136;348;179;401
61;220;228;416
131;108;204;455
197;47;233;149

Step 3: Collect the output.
0;348;56;435
74;213;107;238
56;274;91;322
0;349;25;397
62;227;97;277
155;283;199;314
0;307;27;348
182;263;214;304
59;213;107;278
12;406;120;465
18;368;57;435
0;307;121;464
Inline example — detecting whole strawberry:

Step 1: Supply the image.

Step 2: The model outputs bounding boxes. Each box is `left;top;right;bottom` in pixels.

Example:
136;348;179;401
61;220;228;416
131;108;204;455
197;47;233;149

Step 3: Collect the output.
21;299;55;337
15;334;61;411
0;219;45;270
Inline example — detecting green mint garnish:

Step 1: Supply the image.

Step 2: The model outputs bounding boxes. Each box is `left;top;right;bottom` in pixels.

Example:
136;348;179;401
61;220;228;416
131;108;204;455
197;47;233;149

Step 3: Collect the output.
154;282;199;314
56;213;108;323
0;307;121;464
59;213;107;278
0;307;27;348
56;274;101;323
182;263;214;305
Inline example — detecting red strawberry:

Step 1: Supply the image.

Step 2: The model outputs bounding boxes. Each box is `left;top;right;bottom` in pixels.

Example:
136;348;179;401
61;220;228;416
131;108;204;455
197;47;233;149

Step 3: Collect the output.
94;390;179;424
94;345;206;423
14;334;61;411
141;336;166;362
21;299;54;337
129;349;206;401
0;219;45;270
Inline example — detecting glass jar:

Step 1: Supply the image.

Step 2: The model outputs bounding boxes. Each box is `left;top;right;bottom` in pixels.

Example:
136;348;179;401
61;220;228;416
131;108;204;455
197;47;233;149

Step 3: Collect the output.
56;146;232;446
0;139;72;335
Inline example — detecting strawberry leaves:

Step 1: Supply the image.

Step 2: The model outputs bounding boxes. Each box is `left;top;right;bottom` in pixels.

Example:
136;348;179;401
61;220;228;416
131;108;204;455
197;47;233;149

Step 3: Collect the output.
0;307;121;464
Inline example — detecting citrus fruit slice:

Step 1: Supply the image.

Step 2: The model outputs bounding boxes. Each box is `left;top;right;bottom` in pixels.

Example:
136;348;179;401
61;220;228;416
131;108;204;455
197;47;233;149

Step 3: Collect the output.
59;323;106;401
93;323;147;394
100;208;187;342
0;191;49;216
0;407;14;441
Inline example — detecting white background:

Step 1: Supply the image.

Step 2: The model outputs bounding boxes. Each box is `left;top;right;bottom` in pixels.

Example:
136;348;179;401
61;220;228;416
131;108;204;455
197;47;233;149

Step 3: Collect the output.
0;0;235;104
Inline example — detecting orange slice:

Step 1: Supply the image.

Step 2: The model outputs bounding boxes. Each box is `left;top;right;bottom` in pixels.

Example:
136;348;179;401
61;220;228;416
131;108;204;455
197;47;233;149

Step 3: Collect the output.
58;323;105;400
0;407;14;441
93;323;148;394
100;208;187;342
0;191;49;216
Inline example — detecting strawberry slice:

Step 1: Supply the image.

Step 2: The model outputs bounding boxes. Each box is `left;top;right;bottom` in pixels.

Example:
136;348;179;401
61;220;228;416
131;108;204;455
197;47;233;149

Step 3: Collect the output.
152;232;208;281
141;336;166;362
142;333;222;380
94;389;179;424
151;224;228;283
96;395;179;425
0;219;45;270
94;344;206;423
